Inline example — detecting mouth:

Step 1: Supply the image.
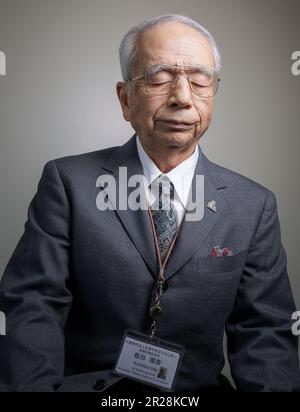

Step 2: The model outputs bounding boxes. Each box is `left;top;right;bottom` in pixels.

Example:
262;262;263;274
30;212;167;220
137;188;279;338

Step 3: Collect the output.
156;119;195;130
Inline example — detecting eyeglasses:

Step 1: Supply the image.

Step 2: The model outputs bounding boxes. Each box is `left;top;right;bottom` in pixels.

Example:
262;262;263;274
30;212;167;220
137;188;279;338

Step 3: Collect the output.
129;64;220;98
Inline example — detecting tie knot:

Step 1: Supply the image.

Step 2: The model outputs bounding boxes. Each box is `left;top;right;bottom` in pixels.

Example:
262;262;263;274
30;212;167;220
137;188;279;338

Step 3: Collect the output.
149;174;174;199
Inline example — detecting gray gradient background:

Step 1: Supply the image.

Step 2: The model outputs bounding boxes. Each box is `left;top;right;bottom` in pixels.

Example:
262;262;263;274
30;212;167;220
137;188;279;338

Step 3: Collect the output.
0;0;299;377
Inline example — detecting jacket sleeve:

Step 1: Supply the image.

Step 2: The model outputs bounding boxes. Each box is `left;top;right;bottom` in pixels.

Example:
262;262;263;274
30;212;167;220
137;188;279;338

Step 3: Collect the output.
0;160;73;391
225;189;300;392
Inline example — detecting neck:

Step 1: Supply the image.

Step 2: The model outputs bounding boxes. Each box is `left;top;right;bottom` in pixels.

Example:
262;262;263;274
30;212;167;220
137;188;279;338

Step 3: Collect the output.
141;142;197;173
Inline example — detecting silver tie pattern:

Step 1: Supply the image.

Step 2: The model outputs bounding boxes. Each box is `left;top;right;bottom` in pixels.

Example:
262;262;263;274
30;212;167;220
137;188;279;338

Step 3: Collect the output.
150;174;178;263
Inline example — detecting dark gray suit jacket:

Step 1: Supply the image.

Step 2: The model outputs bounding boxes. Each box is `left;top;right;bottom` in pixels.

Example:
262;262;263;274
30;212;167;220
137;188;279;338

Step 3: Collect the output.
0;134;299;392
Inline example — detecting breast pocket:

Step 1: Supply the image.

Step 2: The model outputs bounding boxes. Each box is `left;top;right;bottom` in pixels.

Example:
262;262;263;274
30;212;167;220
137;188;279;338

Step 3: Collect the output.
197;250;248;275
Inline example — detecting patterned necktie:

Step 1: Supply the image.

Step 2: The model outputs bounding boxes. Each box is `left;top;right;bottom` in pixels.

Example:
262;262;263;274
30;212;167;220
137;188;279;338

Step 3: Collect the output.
149;174;178;263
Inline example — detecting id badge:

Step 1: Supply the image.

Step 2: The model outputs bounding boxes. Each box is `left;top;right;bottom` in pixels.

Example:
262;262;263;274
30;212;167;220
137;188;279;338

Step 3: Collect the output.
113;329;185;392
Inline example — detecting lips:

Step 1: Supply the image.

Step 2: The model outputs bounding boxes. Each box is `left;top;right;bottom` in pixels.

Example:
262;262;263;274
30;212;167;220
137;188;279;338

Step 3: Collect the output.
158;119;195;126
157;119;195;130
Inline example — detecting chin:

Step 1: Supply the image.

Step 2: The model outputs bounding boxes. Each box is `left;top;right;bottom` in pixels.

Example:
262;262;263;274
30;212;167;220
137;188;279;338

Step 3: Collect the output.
157;131;194;148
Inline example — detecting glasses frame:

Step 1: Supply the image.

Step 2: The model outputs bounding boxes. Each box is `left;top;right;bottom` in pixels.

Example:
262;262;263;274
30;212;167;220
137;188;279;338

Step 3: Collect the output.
129;64;221;98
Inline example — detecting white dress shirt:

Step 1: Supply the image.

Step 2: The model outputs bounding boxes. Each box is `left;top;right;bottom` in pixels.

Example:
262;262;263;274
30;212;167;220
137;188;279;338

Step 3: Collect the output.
136;135;199;225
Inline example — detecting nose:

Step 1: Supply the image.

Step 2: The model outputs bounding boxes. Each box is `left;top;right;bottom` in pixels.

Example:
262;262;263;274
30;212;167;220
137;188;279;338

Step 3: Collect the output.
167;74;193;109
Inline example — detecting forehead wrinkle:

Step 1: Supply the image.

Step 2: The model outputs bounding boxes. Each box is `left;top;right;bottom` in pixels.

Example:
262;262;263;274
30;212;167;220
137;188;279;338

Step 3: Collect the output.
134;29;214;71
144;56;203;69
146;48;212;65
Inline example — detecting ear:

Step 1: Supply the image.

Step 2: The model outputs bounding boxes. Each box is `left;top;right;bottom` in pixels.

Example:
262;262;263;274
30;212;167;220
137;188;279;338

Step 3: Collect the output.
116;82;131;121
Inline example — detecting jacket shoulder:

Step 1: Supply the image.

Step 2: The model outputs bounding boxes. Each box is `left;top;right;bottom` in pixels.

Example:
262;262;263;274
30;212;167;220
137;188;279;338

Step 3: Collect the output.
205;157;277;208
38;145;121;192
50;145;120;169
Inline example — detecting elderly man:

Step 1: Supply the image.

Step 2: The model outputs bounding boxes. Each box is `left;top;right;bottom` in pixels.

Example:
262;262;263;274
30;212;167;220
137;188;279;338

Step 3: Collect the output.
0;14;299;393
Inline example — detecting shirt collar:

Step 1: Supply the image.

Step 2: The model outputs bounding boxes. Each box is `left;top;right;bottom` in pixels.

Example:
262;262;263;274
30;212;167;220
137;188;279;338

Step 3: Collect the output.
136;134;199;207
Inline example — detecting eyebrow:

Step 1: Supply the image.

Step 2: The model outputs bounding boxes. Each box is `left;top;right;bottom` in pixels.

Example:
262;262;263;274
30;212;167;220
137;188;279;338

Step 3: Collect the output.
147;64;172;75
147;64;212;75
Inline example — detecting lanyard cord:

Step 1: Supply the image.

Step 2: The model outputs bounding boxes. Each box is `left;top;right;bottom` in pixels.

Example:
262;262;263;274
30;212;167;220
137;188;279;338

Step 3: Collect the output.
147;205;184;337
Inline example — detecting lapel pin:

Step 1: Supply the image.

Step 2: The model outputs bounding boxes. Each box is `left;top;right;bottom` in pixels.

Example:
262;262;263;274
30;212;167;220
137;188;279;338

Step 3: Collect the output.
207;200;216;213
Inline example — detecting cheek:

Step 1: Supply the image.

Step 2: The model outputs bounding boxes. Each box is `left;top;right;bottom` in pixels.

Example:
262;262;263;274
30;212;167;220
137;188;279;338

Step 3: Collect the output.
196;101;213;125
130;96;162;123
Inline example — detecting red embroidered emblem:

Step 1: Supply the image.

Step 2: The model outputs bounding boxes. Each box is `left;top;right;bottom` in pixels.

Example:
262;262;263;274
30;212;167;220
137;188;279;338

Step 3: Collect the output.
211;246;233;257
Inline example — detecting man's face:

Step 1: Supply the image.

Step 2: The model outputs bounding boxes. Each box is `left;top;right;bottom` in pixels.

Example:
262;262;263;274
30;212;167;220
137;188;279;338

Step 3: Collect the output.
117;22;216;154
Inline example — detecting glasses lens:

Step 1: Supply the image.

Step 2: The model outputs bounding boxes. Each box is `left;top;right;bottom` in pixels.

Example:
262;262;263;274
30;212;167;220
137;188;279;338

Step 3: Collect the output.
189;69;218;97
145;69;174;95
144;66;219;97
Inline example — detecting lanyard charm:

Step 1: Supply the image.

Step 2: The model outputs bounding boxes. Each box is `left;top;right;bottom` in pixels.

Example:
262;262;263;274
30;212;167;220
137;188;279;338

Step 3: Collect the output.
149;280;164;337
150;304;162;320
150;280;163;318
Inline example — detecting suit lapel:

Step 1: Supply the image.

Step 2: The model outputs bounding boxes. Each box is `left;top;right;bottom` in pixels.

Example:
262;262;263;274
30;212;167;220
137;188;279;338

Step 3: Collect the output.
100;135;158;279
100;134;227;282
164;155;227;280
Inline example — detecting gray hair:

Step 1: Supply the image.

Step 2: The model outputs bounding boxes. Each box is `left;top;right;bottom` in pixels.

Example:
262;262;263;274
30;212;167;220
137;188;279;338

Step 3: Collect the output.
119;13;221;84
